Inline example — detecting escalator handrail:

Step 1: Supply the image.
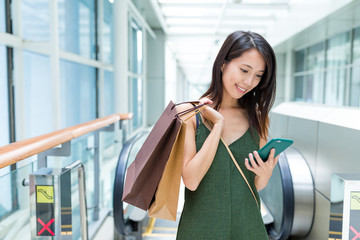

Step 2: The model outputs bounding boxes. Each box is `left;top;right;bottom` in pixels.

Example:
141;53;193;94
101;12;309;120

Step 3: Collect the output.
268;152;295;240
113;130;150;235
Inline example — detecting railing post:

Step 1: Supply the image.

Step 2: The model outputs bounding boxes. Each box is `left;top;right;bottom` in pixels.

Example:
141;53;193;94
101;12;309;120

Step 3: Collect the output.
37;141;71;168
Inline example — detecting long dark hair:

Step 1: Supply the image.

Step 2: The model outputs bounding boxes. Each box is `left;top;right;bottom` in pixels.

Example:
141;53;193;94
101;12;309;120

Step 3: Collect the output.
201;30;276;139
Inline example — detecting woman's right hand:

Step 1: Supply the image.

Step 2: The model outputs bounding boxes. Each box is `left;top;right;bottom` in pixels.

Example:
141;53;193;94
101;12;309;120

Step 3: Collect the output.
199;97;224;127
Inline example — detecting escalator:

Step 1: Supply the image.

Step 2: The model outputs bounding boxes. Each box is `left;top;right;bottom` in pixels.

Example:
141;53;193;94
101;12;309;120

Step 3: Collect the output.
113;130;150;237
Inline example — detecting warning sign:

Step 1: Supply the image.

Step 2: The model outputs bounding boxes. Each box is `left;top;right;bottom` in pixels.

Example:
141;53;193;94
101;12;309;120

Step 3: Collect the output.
351;192;360;210
36;186;54;203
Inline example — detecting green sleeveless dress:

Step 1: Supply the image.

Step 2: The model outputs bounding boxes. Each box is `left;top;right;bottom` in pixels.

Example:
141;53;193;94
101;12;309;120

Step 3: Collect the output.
176;114;268;240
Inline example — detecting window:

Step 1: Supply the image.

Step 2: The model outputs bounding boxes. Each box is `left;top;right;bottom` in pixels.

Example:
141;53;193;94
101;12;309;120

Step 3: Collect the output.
130;77;143;129
295;49;305;72
60;60;96;128
0;45;9;147
104;71;114;116
129;20;143;130
21;51;53;139
58;0;96;59
325;32;350;106
306;42;325;103
102;0;113;64
350;27;360;107
22;0;50;40
0;0;5;32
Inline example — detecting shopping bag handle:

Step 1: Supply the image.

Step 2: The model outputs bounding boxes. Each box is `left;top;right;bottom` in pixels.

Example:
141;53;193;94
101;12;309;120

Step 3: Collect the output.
176;103;207;118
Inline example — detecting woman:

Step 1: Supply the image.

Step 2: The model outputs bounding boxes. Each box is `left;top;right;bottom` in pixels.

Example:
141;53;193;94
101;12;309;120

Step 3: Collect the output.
176;30;277;239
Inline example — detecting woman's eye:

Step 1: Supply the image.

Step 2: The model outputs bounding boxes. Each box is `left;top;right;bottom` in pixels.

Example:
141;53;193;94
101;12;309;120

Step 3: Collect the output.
240;68;248;73
256;74;263;78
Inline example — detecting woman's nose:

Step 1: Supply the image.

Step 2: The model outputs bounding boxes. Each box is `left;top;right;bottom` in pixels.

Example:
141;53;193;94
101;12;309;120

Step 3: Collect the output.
244;76;254;86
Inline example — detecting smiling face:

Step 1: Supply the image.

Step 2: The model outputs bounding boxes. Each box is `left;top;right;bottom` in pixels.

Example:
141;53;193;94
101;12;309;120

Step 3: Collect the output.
221;48;266;101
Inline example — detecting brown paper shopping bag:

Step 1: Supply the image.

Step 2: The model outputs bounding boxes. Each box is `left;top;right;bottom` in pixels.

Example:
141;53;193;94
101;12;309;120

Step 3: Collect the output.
122;101;206;210
148;122;187;221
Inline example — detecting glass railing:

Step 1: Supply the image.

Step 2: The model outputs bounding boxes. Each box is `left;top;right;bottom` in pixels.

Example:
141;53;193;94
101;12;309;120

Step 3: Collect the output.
0;113;132;239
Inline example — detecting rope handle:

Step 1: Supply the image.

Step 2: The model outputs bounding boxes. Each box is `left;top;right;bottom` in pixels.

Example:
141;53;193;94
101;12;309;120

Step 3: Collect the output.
178;104;207;122
221;139;259;208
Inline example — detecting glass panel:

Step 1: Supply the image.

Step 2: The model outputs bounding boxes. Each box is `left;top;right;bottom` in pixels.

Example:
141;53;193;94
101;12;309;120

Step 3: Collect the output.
306;42;325;71
0;163;33;239
60;60;96;128
295;49;305;72
104;71;114;116
21;51;53;139
305;75;314;102
102;0;113;64
22;0;50;41
326;32;351;68
353;27;360;64
324;69;347;106
0;45;9;147
294;76;304;101
351;28;360;107
0;0;5;32
58;0;96;59
130;77;143;130
130;21;143;74
311;71;325;104
350;66;360;107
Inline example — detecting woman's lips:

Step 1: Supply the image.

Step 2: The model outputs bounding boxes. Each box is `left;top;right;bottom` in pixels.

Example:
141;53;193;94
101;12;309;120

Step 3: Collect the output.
235;84;246;94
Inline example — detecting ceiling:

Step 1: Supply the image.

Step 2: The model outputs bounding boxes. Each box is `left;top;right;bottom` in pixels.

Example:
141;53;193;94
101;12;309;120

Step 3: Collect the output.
145;0;293;85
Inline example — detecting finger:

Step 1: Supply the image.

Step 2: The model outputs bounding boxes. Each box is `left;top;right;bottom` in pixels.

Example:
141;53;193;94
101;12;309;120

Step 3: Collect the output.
248;153;259;169
245;158;254;171
253;151;265;167
268;148;276;166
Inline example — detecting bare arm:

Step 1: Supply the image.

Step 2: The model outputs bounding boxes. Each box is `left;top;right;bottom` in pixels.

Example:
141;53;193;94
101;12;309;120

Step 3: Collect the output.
176;100;224;191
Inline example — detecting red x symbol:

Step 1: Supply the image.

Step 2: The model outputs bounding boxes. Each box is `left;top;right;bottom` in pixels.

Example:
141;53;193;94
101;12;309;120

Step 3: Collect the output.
350;226;360;240
37;218;55;236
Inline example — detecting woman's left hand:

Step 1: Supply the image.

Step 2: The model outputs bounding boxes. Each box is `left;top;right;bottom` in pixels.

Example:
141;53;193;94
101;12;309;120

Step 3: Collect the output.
244;148;279;191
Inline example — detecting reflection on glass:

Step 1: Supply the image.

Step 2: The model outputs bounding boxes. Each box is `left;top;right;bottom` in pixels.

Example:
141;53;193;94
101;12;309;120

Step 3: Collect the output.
306;42;325;71
324;69;347;106
351;28;360;107
326;32;351;68
104;71;114;116
0;0;5;32
353;27;360;64
22;51;53;139
60;60;96;128
58;0;96;59
22;0;50;41
130;21;143;74
102;1;113;64
294;76;304;101
0;45;9;147
0;163;33;239
350;67;360;107
130;77;143;130
295;49;305;72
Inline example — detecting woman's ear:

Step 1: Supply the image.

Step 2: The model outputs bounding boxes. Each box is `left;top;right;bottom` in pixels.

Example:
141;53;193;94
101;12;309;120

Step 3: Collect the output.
221;63;225;72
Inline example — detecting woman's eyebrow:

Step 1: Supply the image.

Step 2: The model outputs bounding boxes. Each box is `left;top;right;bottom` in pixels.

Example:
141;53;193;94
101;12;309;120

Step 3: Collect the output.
241;63;265;72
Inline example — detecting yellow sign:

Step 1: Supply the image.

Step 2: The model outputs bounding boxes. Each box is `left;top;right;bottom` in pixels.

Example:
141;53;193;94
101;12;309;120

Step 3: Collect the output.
36;185;54;203
351;192;360;210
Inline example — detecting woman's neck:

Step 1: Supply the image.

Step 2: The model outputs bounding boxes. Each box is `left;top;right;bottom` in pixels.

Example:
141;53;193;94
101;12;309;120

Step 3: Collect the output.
219;93;241;110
